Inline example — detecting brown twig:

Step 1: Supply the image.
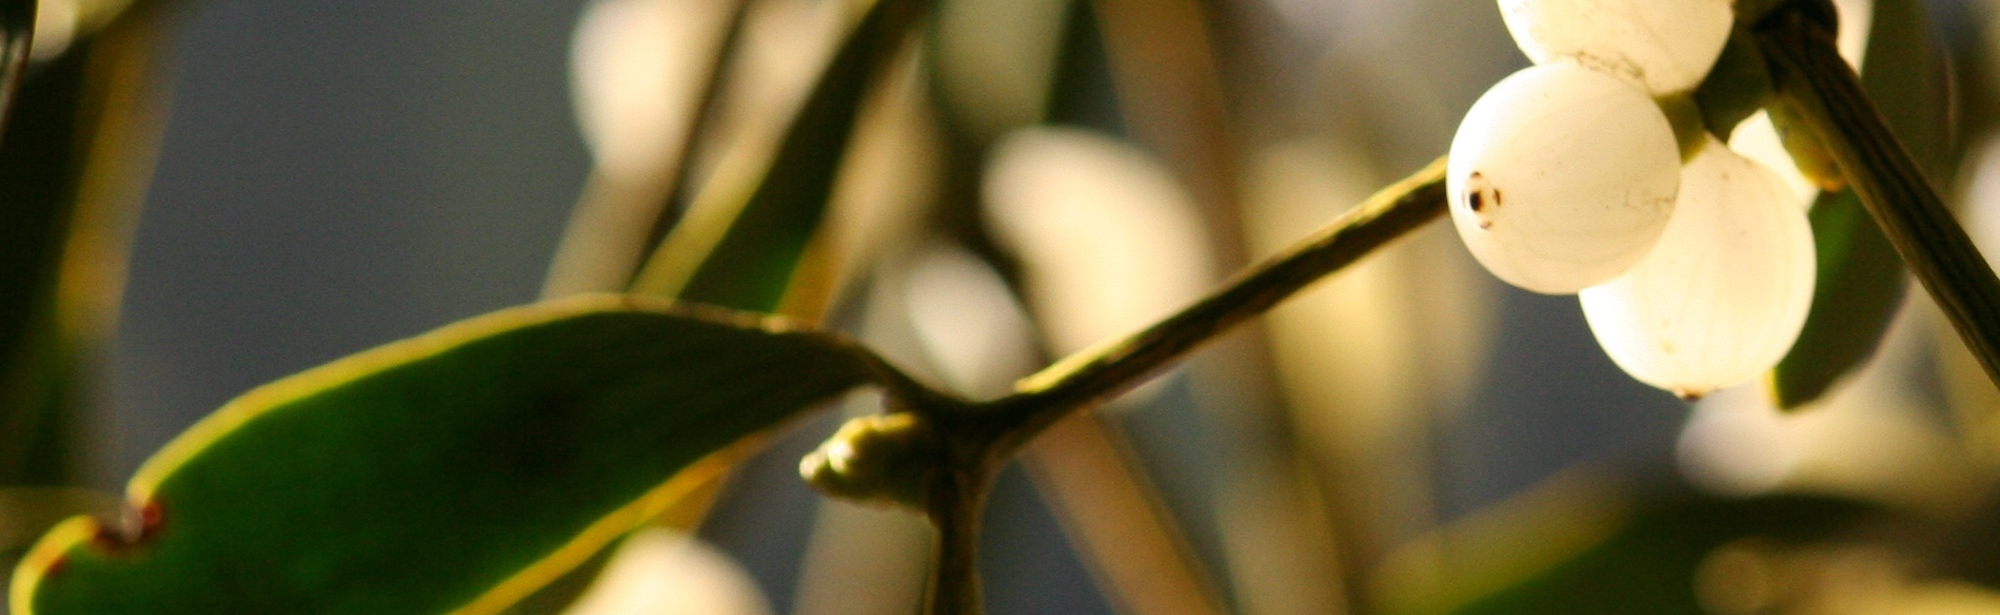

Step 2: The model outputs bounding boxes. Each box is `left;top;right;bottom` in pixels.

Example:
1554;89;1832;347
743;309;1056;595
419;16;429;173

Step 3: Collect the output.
921;443;993;615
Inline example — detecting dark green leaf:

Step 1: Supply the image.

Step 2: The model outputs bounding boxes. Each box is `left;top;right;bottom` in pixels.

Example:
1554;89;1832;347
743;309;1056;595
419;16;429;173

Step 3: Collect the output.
1695;26;1772;138
0;31;89;489
1773;189;1907;408
629;0;923;311
0;0;31;124
1738;0;1838;27
12;295;884;615
1439;496;1868;615
1376;480;1872;615
1770;0;1946;409
0;3;175;485
1853;0;1955;178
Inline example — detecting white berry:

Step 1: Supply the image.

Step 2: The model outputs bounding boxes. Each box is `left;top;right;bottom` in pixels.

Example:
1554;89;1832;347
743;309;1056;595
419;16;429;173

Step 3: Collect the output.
1498;0;1735;95
1579;136;1818;399
1447;63;1681;295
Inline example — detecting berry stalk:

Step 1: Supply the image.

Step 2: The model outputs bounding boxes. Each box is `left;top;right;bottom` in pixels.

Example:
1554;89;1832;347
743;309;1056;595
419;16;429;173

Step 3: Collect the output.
1755;4;2000;391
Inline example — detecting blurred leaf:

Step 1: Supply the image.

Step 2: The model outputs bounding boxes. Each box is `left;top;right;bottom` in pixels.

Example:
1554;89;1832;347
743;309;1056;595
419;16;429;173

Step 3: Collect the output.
1853;0;1955;179
1695;27;1773;138
0;0;28;121
631;0;922;312
0;2;174;485
497;540;623;615
1377;478;1872;615
1440;496;1868;615
1738;0;1835;25
927;0;1068;144
1773;188;1907;408
0;31;89;489
1771;0;1947;409
0;487;117;566
12;295;884;615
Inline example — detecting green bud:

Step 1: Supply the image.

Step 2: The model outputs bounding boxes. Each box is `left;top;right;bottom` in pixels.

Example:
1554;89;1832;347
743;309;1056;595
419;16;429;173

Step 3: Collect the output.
1769;101;1847;191
800;413;937;510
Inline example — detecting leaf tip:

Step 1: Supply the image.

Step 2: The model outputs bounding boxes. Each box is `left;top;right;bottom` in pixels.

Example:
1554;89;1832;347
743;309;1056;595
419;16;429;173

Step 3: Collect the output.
1768;371;1824;412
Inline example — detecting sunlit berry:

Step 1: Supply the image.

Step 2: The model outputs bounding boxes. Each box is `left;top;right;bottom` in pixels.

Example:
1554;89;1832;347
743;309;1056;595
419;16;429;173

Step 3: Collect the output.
1447;63;1681;294
1579;136;1817;399
1497;0;1734;95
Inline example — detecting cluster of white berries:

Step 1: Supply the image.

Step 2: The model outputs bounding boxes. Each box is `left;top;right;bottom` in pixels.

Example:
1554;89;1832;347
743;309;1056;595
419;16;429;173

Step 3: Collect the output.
1449;0;1819;399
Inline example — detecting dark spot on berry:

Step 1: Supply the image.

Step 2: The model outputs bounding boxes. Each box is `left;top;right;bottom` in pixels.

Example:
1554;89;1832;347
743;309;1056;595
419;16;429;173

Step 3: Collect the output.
1465;171;1500;230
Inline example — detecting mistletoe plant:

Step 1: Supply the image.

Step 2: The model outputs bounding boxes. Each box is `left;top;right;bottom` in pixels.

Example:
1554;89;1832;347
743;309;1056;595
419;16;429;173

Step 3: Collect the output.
1;0;1996;613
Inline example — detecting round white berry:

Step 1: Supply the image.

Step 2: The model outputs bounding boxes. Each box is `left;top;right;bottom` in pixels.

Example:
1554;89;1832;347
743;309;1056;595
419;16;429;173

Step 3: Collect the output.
1579;136;1818;399
1447;63;1681;295
1498;0;1735;95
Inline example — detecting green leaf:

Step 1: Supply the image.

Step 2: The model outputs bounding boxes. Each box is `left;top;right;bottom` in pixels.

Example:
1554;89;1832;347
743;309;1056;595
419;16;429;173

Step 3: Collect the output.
629;0;923;311
1770;0;1945;409
493;538;623;615
1772;189;1907;408
11;294;885;615
1694;26;1772;138
1376;479;1872;615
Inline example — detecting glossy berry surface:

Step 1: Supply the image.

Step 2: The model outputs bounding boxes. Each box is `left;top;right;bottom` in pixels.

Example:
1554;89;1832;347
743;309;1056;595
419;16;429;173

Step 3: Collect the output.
1580;137;1817;398
1447;63;1681;295
1498;0;1734;94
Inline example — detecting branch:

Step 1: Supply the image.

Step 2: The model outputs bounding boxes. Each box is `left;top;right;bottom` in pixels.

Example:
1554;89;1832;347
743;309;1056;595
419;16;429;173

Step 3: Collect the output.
923;462;990;615
822;7;2000;611
807;158;1448;615
928;156;1443;612
1755;5;2000;390
985;157;1447;455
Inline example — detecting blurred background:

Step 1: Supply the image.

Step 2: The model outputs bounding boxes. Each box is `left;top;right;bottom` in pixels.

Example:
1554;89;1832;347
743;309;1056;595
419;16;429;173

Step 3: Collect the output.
22;0;2000;612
